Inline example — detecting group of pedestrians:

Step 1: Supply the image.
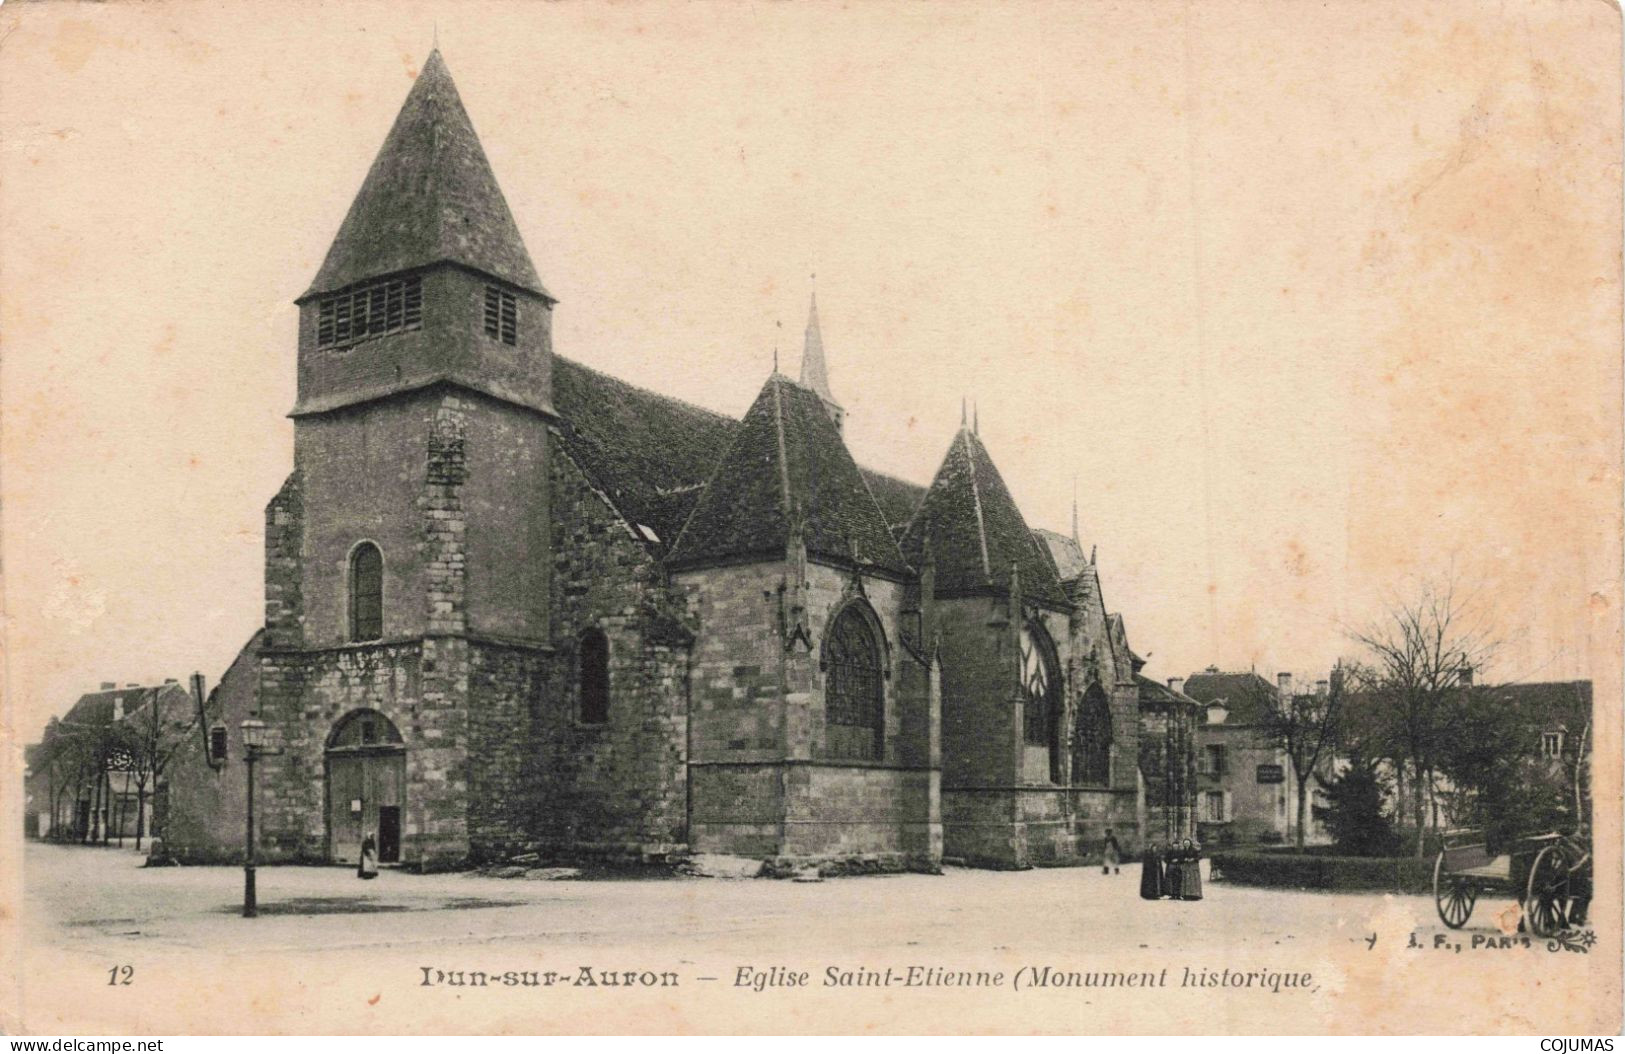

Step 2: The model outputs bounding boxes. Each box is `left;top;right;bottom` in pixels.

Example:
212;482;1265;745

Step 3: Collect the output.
1139;839;1204;901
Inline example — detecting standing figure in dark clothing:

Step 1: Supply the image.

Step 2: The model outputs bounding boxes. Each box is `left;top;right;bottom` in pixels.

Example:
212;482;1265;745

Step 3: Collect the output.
358;832;379;880
1140;843;1164;900
1178;839;1204;901
1102;828;1124;875
1163;841;1185;896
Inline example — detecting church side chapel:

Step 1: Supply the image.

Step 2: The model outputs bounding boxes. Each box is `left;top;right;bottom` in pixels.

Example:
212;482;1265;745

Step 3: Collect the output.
167;50;1192;874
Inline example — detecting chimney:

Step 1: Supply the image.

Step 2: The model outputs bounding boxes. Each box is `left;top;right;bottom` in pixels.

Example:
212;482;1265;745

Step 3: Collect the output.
1277;672;1293;696
1167;676;1185;695
1205;664;1220;674
1458;665;1474;686
100;682;116;691
163;678;178;684
1315;679;1329;696
125;682;140;689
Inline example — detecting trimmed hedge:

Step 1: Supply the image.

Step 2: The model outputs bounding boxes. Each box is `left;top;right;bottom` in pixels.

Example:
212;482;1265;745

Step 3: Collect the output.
1211;850;1434;893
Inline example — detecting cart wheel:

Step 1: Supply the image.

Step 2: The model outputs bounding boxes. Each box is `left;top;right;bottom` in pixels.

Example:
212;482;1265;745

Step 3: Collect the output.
1526;845;1571;937
1434;852;1477;929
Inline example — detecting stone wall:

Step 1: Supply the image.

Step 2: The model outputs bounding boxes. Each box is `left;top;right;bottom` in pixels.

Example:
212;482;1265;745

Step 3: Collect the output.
678;557;939;870
527;447;691;859
158;636;260;864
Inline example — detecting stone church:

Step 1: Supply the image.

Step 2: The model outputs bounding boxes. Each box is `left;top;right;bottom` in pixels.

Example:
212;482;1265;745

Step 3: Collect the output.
170;51;1197;873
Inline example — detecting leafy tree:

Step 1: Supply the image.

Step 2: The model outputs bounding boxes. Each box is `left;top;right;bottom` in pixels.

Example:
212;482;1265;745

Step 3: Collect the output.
1321;756;1397;857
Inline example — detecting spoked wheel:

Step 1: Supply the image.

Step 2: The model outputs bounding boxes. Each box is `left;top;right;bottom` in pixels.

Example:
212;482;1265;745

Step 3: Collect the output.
1434;852;1477;929
1525;845;1572;937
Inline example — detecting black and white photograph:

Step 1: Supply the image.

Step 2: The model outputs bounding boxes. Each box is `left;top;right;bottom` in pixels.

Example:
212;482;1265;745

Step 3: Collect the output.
1;0;1619;1036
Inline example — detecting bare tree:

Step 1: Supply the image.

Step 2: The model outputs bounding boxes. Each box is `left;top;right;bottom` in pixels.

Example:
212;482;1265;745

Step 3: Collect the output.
122;684;204;849
1349;574;1497;857
1258;664;1347;849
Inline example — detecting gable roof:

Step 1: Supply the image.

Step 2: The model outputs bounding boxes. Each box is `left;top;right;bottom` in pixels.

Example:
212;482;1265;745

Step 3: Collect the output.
860;467;927;535
666;375;909;575
1033;528;1089;581
550;356;737;548
1136;673;1200;707
899;429;1067;606
302;50;547;302
1181;670;1278;723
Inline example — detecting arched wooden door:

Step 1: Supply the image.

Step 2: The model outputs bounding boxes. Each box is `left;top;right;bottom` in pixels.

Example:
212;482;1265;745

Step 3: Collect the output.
325;709;406;865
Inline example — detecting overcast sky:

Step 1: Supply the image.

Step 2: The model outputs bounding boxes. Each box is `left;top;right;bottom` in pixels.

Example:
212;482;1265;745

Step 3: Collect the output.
3;0;1618;739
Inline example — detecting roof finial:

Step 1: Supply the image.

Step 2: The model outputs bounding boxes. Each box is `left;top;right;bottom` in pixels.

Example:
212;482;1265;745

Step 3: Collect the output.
1071;476;1079;544
973;401;979;436
774;320;782;375
434;21;439;49
961;396;968;428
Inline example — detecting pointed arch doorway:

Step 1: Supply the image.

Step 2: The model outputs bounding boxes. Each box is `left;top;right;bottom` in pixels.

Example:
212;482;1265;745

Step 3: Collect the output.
325;709;406;865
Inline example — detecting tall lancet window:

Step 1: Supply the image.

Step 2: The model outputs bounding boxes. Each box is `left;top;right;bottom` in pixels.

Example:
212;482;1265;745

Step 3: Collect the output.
1020;622;1063;781
825;605;883;761
1074;681;1113;787
349;543;384;642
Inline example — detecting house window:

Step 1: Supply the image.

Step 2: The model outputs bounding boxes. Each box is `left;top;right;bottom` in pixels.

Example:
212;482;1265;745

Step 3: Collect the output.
209;725;228;764
317;275;422;348
1205;744;1227;777
1205;791;1226;822
825;605;884;760
1541;731;1564;759
578;628;610;725
483;286;517;345
1073;681;1112;786
349;543;384;642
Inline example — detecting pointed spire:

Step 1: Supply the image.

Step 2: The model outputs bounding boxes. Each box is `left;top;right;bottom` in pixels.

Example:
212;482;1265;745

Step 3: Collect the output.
800;293;833;399
1071;476;1080;544
302;50;548;302
961;396;968;428
973;401;980;436
798;290;844;431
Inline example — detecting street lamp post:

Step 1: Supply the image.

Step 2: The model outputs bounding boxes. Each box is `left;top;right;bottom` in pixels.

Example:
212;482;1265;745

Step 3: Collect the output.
240;718;282;918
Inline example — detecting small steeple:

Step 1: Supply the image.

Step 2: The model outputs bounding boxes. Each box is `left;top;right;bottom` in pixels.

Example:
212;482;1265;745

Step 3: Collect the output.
799;291;844;432
1071;476;1080;544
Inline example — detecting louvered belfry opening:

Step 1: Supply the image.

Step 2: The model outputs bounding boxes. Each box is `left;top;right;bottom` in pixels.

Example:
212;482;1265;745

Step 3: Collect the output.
826;606;884;761
317;275;423;349
483;285;517;345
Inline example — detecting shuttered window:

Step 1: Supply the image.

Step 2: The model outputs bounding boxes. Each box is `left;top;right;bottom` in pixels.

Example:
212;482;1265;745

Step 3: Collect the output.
317;276;423;348
483;285;517;345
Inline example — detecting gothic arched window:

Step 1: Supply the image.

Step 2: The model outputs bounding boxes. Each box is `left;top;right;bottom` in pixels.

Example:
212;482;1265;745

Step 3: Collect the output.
825;605;883;761
1075;681;1113;786
349;542;383;642
1020;622;1063;781
578;628;610;725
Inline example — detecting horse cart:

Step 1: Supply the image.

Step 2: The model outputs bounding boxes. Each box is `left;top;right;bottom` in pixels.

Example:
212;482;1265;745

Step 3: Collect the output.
1432;828;1592;936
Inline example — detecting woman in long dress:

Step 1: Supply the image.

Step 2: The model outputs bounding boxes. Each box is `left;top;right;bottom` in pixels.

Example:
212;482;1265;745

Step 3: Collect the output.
1163;842;1184;897
1139;843;1164;900
1179;839;1204;901
358;832;378;880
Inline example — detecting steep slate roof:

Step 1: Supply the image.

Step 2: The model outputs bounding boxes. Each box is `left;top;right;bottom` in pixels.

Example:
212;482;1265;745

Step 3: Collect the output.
550;356;737;547
860;468;927;535
666;375;909;575
302;50;548;301
1033;528;1089;581
899;429;1067;607
1181;670;1278;724
1136;673;1201;708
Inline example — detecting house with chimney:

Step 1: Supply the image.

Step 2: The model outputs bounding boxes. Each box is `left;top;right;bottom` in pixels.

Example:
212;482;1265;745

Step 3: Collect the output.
1181;668;1333;846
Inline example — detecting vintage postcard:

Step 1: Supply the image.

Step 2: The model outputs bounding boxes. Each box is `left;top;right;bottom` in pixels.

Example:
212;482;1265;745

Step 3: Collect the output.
1;0;1619;1036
